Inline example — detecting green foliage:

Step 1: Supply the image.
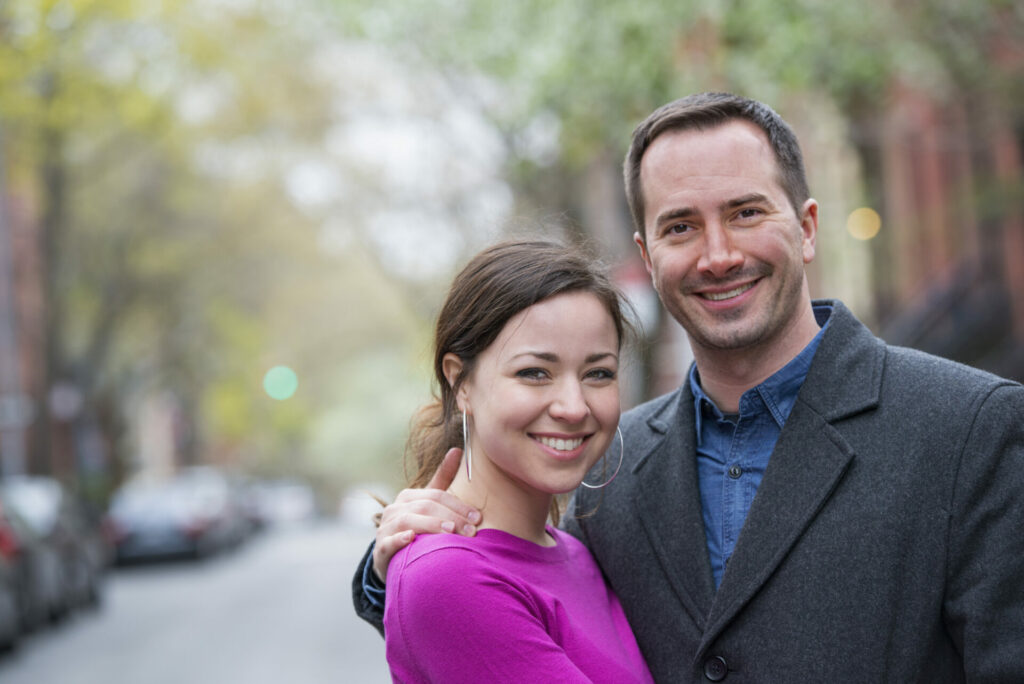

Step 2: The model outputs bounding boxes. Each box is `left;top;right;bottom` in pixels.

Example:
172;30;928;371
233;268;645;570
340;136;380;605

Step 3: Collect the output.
4;0;1019;495
336;0;1021;167
0;0;434;491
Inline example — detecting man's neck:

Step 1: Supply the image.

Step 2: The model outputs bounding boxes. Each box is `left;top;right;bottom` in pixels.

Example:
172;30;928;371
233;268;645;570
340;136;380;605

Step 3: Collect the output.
691;303;822;413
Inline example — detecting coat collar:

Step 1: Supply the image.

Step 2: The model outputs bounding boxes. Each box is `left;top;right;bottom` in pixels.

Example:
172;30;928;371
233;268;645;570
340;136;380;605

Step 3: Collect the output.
798;299;885;422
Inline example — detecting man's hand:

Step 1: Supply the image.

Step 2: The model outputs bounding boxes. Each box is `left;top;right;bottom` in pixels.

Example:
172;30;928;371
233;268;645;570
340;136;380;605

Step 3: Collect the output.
372;448;481;584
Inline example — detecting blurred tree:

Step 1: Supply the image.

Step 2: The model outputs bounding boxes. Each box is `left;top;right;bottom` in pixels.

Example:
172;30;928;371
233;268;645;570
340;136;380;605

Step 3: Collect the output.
336;0;982;232
335;0;1024;387
0;0;434;499
3;0;1019;504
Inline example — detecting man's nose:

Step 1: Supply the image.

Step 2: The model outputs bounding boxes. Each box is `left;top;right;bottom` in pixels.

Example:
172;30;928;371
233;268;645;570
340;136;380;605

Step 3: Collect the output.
696;222;743;277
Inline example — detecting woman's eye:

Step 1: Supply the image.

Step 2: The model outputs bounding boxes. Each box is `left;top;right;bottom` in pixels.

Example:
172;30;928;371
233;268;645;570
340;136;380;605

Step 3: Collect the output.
586;368;616;381
516;368;548;380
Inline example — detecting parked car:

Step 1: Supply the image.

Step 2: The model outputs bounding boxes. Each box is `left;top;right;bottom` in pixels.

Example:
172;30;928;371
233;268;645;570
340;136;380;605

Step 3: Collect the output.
0;487;64;633
0;476;107;612
251;479;318;527
0;498;23;650
106;467;249;563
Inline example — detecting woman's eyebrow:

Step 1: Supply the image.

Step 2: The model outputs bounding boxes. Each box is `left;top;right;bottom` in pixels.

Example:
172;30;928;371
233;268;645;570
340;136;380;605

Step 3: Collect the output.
510;351;617;363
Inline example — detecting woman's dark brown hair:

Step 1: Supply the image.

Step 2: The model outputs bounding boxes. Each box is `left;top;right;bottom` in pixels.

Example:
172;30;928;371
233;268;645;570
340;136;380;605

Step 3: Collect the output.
406;240;631;511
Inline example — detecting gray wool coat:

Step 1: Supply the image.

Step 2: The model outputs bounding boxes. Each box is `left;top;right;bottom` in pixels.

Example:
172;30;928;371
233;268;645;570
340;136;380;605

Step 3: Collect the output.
564;300;1024;683
352;300;1024;683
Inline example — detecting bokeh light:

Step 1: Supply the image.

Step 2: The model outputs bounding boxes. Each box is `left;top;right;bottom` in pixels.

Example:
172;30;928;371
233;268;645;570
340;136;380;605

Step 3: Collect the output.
263;365;299;400
847;207;882;240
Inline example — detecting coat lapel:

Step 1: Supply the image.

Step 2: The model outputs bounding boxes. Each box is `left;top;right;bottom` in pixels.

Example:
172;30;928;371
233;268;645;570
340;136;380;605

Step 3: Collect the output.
632;386;717;629
698;301;885;652
699;407;854;649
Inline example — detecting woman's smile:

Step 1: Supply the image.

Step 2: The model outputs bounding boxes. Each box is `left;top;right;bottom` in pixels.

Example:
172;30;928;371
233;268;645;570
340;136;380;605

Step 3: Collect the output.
532;433;589;459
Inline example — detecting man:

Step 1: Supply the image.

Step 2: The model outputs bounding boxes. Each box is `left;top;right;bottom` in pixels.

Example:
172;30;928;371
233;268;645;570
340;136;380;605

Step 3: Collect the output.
354;93;1024;682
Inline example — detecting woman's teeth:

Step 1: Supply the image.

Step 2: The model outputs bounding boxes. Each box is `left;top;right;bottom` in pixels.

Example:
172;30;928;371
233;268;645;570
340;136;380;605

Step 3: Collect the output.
537;436;584;451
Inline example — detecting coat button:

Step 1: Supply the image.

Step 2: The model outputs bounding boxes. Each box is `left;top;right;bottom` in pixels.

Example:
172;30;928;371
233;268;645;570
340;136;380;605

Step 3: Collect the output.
703;655;728;681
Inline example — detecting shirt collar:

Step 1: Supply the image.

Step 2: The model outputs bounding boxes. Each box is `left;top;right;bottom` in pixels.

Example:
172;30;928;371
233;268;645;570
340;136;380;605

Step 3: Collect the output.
691;303;833;440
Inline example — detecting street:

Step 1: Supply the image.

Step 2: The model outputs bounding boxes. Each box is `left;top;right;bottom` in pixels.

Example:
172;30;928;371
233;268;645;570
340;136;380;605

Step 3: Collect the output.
0;520;390;684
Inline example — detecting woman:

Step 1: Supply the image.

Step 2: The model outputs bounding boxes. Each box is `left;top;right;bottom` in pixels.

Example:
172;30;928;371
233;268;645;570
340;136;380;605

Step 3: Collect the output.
384;240;653;683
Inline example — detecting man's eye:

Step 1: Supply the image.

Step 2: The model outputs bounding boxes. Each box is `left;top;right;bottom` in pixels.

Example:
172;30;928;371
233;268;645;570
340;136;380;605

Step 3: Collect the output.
737;208;762;219
667;223;692;235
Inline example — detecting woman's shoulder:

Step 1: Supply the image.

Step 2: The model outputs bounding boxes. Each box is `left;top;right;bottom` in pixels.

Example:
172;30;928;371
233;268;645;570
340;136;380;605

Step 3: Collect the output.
392;532;490;576
385;533;532;635
388;532;513;599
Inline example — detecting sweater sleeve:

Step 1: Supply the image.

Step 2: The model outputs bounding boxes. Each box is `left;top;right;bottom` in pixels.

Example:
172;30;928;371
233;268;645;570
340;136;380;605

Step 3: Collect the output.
385;544;595;684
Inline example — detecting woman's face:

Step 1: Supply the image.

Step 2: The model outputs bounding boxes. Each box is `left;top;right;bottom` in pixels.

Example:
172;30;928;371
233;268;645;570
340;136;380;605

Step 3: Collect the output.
456;291;621;499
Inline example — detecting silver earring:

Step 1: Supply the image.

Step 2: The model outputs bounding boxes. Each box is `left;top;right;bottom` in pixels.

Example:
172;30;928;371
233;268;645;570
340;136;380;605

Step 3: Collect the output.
462;410;472;482
580;427;624;489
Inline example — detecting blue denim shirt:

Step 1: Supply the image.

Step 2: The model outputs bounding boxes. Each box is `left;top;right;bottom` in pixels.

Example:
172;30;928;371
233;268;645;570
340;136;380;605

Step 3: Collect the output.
692;304;832;589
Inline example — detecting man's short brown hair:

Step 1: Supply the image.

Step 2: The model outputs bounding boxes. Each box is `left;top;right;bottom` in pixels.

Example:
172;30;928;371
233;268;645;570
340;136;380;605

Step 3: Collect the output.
624;92;810;242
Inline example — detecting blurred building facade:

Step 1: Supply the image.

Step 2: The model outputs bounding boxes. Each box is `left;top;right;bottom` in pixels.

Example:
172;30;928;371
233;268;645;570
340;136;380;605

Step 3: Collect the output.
866;83;1024;383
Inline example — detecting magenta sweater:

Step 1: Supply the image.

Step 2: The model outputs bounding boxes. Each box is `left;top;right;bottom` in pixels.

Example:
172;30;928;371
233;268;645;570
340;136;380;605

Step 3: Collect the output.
384;526;653;683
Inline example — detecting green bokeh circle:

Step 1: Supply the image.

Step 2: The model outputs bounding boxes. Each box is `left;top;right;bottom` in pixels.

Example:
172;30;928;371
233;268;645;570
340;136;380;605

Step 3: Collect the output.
263;366;298;400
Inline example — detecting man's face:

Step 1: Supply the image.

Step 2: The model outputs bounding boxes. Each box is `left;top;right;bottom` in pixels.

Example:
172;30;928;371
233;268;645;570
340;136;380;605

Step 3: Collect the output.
634;120;818;358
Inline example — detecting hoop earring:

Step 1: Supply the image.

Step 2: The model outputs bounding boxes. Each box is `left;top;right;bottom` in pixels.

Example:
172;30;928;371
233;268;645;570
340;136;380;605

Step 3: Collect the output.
581;427;623;489
462;410;472;482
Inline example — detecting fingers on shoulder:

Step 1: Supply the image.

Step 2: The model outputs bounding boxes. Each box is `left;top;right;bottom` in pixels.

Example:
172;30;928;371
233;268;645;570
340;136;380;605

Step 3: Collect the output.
381;494;479;535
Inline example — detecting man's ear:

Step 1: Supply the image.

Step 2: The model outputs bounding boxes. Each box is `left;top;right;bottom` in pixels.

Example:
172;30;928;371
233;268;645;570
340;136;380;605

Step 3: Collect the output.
799;199;819;264
634;231;654;280
441;353;466;409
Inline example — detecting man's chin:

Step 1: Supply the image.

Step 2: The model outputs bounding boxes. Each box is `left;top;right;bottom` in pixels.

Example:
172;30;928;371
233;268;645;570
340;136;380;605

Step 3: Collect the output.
687;317;768;353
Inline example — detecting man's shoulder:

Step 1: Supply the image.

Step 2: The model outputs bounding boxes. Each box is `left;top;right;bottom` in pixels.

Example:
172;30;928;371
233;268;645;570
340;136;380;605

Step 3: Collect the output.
620;385;687;431
878;344;1022;416
884;342;1011;378
814;298;1019;400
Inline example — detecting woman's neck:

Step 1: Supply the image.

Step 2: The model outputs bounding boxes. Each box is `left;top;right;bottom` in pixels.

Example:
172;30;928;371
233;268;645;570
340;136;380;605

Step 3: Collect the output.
449;470;555;547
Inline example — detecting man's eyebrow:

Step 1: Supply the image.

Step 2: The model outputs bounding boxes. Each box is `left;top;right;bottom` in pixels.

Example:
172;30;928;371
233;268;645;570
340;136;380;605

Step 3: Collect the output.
654;206;697;225
654;194;774;225
723;193;773;210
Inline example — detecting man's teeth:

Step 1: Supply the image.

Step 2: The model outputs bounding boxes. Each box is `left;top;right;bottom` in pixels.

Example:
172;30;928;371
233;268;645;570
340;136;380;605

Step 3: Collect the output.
703;283;754;301
537;436;584;451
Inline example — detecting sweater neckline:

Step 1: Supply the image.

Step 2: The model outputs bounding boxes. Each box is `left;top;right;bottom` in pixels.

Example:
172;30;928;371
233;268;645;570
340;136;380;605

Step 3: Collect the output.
473;525;571;563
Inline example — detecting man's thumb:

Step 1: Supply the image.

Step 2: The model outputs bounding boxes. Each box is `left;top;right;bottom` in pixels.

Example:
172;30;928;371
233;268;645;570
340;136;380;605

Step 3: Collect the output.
427;447;462;490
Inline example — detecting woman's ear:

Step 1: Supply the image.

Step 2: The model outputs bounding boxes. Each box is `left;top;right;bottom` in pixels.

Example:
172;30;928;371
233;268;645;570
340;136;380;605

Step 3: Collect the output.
441;353;466;408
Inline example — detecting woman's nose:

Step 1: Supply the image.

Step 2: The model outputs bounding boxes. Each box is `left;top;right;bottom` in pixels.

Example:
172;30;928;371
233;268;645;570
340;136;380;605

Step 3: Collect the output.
549;381;590;423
